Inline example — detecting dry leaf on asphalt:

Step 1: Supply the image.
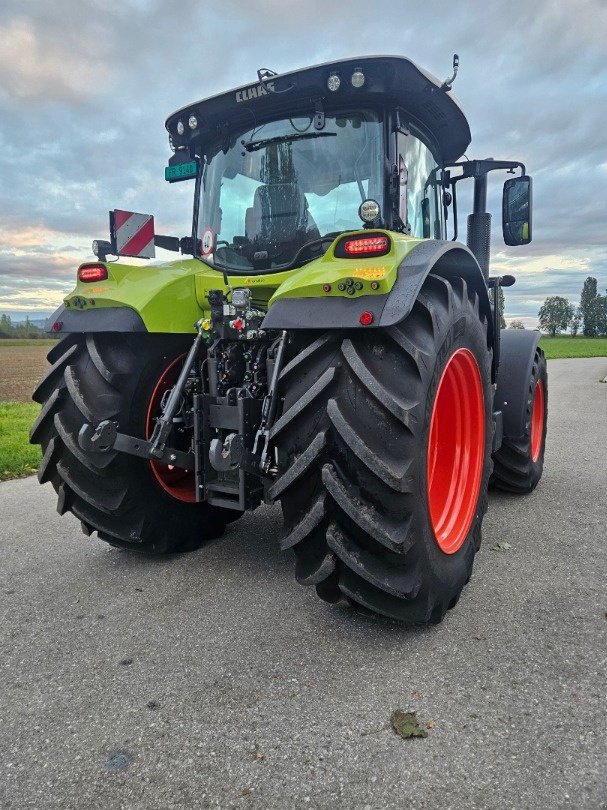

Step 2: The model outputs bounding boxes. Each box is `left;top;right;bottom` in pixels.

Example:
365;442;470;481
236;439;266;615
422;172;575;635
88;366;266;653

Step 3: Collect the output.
390;710;428;739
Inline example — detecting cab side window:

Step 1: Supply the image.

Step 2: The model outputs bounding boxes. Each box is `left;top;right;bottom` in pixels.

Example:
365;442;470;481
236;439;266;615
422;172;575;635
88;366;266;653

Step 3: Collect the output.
396;131;444;239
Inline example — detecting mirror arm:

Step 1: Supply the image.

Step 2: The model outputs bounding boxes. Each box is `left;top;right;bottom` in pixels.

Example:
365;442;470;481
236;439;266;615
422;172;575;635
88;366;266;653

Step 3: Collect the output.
444;159;526;181
451;181;458;241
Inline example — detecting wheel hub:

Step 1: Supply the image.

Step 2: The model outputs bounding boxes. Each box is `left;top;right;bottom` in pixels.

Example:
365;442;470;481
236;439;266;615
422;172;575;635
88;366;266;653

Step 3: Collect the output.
146;354;196;503
530;379;545;462
427;348;485;554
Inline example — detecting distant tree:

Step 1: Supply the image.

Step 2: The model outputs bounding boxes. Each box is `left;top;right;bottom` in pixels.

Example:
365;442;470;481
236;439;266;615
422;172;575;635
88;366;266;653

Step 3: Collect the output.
508;319;525;329
0;313;13;337
595;293;607;337
19;316;43;339
538;296;574;337
497;287;506;330
580;276;598;336
1;314;44;339
569;308;582;337
13;318;29;339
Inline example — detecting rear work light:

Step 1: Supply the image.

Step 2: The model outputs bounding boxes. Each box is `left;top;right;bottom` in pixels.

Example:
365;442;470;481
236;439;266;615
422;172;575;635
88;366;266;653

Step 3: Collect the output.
343;236;390;256
78;264;108;282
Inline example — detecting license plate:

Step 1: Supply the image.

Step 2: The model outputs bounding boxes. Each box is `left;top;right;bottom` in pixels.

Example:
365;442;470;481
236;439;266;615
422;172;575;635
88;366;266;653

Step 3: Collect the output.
165;161;198;182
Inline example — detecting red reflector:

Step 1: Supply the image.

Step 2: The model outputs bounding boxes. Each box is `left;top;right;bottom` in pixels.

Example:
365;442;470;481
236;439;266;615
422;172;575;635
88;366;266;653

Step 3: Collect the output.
78;264;108;282
359;311;374;326
322;283;331;293
344;236;389;255
52;321;63;332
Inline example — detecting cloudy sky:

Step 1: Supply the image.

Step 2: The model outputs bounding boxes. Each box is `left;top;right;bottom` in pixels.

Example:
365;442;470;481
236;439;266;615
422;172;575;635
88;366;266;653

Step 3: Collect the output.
1;0;606;326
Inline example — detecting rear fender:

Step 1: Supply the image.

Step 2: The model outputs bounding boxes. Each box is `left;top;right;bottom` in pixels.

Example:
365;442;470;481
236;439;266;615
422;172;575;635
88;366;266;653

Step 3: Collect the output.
45;304;147;334
263;240;494;348
46;257;292;335
45;257;220;335
494;329;542;440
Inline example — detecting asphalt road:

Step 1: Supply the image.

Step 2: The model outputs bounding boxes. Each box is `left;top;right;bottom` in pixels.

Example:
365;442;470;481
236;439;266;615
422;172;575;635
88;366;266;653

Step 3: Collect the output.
1;358;606;810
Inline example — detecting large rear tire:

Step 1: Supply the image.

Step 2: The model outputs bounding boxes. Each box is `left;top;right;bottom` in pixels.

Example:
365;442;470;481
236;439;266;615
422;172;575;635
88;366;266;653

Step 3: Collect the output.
492;347;547;493
30;333;233;553
270;274;493;624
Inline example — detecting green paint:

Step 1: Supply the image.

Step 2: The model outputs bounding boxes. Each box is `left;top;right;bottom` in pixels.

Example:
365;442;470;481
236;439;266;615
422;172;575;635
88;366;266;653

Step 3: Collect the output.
63;231;426;333
268;231;424;304
66;257;209;333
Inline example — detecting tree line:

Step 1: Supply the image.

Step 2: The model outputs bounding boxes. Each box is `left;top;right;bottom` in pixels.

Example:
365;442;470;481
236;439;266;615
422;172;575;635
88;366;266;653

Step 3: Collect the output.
2;277;606;339
0;314;46;339
538;277;607;337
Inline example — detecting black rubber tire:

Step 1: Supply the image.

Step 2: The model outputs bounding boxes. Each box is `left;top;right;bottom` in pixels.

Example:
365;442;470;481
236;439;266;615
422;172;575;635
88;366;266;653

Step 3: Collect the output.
30;333;234;553
492;348;547;494
270;274;493;624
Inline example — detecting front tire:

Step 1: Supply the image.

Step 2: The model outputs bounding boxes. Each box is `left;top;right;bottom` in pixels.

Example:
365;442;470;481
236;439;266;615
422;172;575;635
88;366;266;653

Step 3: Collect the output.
30;333;232;553
270;274;493;624
492;347;547;493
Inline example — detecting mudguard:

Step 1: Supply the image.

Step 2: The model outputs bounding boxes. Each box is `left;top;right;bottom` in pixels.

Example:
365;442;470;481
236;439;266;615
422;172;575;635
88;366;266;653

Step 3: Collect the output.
43;257;292;336
45;304;147;334
494;329;541;440
262;240;494;347
44;257;207;335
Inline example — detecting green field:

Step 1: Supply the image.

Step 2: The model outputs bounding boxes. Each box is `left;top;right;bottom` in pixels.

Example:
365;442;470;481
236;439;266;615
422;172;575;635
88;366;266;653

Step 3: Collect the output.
0;339;58;347
0;334;605;483
0;403;41;481
539;335;607;359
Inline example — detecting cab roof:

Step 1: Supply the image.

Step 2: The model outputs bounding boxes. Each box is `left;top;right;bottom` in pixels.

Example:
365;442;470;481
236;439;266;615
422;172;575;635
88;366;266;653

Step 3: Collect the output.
165;55;471;164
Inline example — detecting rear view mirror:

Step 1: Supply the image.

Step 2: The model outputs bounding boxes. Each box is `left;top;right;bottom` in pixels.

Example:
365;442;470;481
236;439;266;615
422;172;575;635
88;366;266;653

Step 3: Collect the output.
502;175;532;246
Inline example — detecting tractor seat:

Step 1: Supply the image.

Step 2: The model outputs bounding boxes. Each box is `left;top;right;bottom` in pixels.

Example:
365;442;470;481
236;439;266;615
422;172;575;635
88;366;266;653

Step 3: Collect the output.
245;183;319;243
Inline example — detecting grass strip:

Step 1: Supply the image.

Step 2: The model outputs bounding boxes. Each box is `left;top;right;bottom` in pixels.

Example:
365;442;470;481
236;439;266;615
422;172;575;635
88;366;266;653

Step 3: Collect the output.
0;339;58;347
539;336;607;359
0;402;41;481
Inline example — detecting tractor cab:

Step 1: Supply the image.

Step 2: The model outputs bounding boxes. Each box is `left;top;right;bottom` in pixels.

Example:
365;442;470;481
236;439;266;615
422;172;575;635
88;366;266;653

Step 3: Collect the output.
164;56;472;275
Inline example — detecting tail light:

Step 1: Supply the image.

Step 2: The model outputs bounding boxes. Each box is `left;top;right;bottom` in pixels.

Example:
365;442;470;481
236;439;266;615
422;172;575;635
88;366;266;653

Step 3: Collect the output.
344;236;389;255
78;263;108;282
335;232;391;259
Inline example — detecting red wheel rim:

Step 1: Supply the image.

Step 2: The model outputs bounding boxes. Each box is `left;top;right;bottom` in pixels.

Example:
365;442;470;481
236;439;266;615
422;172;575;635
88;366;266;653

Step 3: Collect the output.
530;379;545;463
145;354;196;503
427;348;485;555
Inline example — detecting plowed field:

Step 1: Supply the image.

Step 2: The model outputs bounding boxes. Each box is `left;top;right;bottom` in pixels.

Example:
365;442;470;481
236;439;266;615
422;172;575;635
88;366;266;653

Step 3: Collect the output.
0;342;54;403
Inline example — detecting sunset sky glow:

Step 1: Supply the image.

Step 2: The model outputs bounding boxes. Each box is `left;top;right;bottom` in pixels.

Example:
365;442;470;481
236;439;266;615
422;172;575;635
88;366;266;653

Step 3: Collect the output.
1;0;606;326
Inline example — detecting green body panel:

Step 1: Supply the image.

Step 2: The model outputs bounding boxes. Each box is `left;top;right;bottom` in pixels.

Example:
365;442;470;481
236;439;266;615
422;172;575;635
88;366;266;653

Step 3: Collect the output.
63;231;426;333
268;231;424;304
66;258;209;334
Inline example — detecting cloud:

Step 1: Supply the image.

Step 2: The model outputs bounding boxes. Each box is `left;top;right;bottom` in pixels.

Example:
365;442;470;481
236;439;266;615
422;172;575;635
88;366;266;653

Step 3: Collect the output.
0;0;606;324
0;18;113;103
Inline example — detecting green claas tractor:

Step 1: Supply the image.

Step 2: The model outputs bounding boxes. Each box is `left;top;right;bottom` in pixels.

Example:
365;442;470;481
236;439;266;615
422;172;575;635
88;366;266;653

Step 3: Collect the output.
31;55;547;623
